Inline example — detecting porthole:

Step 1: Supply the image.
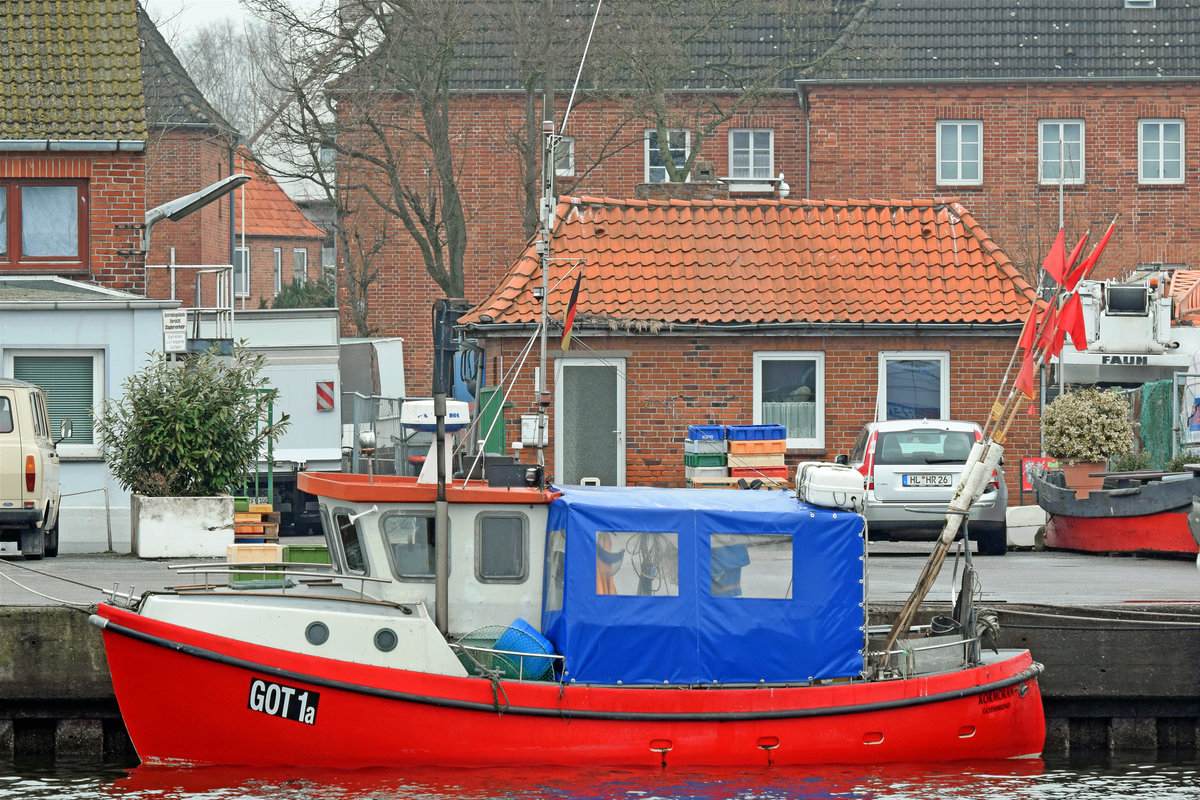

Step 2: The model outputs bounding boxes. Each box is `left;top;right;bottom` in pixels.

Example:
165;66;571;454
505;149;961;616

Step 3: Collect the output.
374;628;398;652
305;621;329;646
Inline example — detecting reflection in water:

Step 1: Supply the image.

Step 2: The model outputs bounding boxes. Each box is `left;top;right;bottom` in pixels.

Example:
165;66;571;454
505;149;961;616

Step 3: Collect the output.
1;758;1199;800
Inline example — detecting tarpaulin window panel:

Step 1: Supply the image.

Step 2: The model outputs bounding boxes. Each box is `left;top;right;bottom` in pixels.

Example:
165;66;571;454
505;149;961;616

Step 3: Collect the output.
542;486;865;686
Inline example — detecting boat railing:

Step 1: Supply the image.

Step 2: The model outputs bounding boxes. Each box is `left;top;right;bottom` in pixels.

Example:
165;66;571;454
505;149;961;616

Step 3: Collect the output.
450;641;565;682
165;562;394;600
865;623;980;679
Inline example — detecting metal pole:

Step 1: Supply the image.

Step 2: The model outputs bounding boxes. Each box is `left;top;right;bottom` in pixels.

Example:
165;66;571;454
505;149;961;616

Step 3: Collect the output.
434;392;450;634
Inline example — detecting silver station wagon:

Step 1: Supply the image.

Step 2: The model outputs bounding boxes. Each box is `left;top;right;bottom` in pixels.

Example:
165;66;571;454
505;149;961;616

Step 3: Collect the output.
841;419;1008;556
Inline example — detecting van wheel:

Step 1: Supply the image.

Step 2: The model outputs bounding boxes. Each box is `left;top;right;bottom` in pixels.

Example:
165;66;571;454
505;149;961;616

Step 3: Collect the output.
44;520;59;558
19;526;44;561
976;525;1007;556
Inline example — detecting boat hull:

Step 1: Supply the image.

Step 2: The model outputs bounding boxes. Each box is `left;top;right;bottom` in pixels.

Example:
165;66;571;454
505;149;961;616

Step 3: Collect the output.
96;604;1045;768
1045;511;1200;556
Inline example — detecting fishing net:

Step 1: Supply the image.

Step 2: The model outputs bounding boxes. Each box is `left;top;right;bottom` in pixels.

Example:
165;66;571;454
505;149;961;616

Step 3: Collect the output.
1139;380;1174;469
454;624;554;681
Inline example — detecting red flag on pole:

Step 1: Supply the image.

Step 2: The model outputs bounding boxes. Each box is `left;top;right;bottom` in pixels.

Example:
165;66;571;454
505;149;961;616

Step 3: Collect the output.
560;270;583;351
1059;292;1088;351
1041;228;1067;285
1063;233;1090;290
1036;302;1058;351
1066;218;1116;287
1017;304;1038;353
1014;350;1036;399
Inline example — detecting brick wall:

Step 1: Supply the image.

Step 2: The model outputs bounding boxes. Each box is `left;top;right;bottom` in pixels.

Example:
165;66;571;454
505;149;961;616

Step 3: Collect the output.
337;92;804;391
802;82;1200;281
0;152;146;292
144;129;236;294
476;331;1039;501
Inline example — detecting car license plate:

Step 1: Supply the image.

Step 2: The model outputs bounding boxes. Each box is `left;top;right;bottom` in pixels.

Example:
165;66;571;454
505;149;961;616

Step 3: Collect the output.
903;473;953;487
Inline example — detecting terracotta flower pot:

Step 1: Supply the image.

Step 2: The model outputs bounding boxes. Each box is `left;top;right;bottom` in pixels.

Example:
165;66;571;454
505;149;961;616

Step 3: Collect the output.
1059;461;1106;498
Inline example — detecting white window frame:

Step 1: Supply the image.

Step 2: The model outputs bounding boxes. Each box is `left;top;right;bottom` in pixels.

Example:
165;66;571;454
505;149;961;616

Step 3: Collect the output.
293;248;308;285
273;248;282;295
876;352;951;422
1139;118;1184;185
555;136;575;178
729;129;774;180
752;352;825;450
1039;119;1085;185
936;120;982;186
645;128;690;183
5;349;104;458
233;246;250;297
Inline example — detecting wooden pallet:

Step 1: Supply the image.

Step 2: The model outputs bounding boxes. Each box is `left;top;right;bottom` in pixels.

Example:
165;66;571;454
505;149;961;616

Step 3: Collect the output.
687;477;794;490
234;505;281;542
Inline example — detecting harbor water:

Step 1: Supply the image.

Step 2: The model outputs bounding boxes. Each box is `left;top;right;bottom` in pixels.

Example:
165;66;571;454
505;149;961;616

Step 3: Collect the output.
1;757;1199;800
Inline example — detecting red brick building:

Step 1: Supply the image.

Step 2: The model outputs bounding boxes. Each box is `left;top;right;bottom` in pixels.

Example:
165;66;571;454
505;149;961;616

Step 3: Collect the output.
460;194;1038;497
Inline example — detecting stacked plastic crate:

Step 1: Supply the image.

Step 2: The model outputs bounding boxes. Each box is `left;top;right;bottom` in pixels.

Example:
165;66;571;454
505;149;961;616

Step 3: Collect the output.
684;425;728;486
725;424;788;483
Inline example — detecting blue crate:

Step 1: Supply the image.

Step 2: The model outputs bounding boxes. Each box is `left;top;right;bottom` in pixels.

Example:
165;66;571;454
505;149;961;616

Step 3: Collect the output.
725;424;787;441
687;425;725;441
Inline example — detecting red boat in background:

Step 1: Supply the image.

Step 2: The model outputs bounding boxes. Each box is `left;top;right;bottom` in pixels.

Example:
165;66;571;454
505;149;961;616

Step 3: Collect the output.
1033;468;1200;557
92;473;1045;768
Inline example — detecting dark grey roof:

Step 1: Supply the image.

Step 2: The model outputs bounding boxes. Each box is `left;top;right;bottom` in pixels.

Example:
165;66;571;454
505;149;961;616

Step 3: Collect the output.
438;1;1200;92
136;3;236;133
812;0;1200;81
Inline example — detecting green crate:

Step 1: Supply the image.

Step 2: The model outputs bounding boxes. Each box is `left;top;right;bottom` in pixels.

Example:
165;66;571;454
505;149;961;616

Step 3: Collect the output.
283;545;331;564
683;452;727;467
228;565;283;584
233;496;251;513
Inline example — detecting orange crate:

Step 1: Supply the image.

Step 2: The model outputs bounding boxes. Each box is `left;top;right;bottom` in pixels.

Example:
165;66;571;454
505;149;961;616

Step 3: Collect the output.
727;453;786;469
729;466;789;480
728;439;787;455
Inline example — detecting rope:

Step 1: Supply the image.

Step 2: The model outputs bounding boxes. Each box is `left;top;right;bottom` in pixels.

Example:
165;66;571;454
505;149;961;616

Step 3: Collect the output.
0;569;93;610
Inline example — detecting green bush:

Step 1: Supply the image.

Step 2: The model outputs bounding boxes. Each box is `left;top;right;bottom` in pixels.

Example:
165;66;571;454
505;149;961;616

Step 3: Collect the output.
97;348;290;497
272;278;335;309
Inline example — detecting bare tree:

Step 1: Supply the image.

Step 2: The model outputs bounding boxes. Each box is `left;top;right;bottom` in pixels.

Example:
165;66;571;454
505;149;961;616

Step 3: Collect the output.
175;17;282;139
588;0;875;182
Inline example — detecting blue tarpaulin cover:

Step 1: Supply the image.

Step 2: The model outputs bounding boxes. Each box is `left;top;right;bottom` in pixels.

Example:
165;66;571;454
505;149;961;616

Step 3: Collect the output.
541;486;865;685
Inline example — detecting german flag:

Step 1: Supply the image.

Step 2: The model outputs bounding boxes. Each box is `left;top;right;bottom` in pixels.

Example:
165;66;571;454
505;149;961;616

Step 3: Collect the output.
560;271;583;351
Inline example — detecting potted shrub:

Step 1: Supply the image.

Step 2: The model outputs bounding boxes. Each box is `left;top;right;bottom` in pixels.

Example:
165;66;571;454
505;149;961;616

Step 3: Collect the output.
97;347;289;557
1041;388;1134;494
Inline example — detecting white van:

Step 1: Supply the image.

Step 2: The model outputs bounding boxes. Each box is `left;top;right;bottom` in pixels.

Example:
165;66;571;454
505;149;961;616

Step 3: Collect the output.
0;379;70;559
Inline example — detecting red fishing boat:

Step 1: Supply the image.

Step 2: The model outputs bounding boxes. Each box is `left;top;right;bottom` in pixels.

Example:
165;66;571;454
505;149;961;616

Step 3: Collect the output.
1033;468;1200;557
93;468;1044;768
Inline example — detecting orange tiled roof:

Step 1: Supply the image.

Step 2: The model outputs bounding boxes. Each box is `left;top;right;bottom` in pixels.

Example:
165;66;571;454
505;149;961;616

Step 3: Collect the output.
461;196;1034;329
234;149;325;240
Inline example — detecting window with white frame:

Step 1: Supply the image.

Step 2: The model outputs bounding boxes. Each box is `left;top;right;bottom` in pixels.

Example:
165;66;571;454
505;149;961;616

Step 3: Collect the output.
936;121;982;185
8;350;103;457
752;352;824;449
273;248;282;295
645;129;689;183
233;247;250;297
555;136;575;177
1040;120;1085;184
729;129;773;179
877;352;950;421
1139;119;1184;184
293;248;308;285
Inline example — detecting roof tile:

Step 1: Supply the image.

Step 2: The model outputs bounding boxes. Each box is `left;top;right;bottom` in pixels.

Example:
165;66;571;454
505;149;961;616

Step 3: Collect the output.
462;196;1033;330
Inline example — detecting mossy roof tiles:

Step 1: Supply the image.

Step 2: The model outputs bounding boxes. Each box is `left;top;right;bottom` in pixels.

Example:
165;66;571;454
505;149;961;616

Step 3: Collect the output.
0;0;146;140
461;195;1034;331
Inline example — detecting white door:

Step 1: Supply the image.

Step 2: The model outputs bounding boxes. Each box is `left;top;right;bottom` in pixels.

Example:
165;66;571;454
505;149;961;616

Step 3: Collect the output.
554;357;625;486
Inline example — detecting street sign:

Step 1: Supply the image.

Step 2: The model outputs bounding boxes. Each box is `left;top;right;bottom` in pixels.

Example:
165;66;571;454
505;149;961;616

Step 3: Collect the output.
162;310;188;354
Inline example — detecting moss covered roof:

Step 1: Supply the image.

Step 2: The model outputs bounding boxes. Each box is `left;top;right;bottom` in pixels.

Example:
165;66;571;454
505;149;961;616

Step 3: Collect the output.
0;0;146;140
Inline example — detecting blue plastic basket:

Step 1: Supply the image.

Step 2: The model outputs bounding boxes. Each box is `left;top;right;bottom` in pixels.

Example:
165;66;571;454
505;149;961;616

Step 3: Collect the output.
725;424;787;441
492;618;555;680
687;425;725;441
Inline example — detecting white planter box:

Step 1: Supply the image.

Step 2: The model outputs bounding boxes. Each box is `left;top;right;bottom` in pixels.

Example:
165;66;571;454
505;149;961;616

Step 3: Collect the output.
131;495;234;558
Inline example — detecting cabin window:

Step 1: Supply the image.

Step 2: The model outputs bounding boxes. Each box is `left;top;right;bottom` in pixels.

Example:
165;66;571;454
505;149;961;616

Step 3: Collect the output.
383;511;438;581
596;531;679;596
753;351;825;449
545;530;566;612
332;509;368;574
475;512;528;583
709;533;794;599
0;397;11;433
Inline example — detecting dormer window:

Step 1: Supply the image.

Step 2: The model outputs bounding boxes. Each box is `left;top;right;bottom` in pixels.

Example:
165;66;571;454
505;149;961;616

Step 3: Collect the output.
1125;0;1155;7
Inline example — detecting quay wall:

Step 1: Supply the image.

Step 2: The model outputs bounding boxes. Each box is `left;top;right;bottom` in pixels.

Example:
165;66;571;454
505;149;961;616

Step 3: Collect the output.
1;603;1197;764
